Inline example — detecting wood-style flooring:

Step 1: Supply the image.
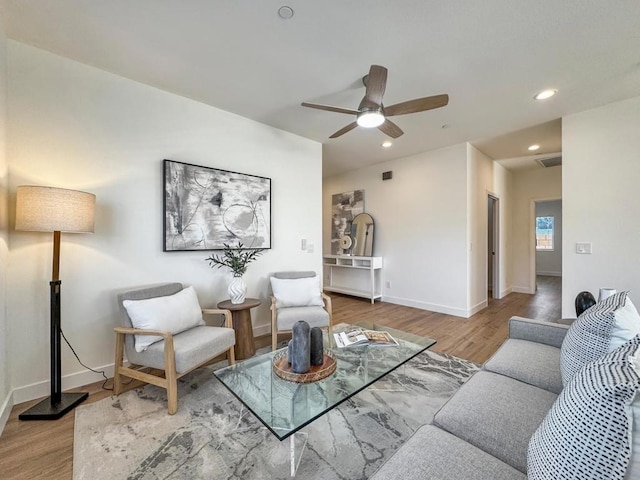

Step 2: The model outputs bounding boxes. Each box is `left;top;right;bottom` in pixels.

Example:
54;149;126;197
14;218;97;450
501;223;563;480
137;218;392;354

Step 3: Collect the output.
0;276;561;479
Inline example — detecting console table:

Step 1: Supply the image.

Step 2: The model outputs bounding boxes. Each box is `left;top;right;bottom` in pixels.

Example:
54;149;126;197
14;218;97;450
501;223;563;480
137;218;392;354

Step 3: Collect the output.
323;254;383;304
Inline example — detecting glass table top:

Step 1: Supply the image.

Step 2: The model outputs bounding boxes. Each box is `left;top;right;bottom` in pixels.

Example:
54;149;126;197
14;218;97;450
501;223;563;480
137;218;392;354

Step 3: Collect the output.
213;322;436;440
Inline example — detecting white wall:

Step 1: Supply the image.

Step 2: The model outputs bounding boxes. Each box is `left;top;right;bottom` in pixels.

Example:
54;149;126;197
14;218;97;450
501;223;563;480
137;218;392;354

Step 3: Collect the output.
6;42;322;403
510;166;562;293
467;144;495;313
535;200;562;276
562;95;640;317
323;143;471;316
493;162;513;297
0;20;10;431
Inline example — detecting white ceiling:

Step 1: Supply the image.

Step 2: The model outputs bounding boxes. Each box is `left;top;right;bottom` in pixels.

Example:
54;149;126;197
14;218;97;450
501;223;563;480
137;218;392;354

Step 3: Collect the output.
1;1;640;176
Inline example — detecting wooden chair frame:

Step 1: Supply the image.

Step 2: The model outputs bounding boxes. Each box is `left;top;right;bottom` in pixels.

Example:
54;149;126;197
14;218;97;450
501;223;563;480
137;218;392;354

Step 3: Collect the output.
270;292;333;351
114;308;235;415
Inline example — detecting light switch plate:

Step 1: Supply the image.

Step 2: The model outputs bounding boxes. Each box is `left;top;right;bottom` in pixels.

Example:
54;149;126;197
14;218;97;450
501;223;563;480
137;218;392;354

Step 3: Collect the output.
576;242;592;254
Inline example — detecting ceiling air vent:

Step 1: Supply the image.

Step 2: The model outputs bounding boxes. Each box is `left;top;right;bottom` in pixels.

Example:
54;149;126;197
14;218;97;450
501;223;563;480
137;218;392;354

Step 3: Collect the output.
537;156;562;168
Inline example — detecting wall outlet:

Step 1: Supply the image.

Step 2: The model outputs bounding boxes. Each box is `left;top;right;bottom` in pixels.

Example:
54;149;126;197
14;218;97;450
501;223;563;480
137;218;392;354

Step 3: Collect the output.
385;281;391;289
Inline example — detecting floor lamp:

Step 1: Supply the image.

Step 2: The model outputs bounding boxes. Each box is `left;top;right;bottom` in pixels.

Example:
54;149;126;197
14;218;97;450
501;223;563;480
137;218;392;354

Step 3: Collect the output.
15;185;96;420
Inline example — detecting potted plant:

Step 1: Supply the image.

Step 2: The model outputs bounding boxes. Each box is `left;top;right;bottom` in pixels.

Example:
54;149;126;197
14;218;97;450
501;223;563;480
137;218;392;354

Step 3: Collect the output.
206;242;266;304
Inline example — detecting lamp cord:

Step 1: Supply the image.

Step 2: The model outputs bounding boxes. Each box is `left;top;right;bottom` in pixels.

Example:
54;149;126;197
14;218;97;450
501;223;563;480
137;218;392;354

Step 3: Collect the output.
60;328;132;391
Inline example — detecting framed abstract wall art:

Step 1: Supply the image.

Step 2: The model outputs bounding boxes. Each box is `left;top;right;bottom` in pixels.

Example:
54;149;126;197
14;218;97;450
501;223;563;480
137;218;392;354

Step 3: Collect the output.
163;159;271;251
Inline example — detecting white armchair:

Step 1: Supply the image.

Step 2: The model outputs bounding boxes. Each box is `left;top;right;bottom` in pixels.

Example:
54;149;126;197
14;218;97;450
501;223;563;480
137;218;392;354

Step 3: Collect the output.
270;271;332;351
114;283;235;414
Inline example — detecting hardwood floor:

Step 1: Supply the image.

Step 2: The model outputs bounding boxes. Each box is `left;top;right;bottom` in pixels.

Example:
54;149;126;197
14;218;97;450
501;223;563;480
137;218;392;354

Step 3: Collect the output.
0;276;561;479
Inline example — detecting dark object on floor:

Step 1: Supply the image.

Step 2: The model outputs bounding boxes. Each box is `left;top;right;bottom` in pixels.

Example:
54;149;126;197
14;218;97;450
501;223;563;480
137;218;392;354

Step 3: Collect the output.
575;291;596;316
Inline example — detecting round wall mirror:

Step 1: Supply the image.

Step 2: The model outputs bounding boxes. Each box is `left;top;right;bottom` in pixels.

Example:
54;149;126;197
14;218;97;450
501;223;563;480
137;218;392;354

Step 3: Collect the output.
350;213;375;256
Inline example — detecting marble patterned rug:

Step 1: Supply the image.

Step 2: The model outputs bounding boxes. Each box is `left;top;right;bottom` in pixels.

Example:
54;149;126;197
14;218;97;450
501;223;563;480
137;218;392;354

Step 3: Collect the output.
73;350;478;480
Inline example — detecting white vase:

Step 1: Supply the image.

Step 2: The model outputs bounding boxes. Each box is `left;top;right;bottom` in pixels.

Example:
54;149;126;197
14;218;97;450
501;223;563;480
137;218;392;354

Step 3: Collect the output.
598;288;617;302
228;276;247;304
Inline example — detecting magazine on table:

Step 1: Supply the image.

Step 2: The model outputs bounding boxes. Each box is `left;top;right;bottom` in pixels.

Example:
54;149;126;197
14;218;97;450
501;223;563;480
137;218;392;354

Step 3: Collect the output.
334;328;399;348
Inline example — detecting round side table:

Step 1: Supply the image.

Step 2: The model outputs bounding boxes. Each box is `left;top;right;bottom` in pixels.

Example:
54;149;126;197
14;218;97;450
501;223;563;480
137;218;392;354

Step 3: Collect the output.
217;298;261;360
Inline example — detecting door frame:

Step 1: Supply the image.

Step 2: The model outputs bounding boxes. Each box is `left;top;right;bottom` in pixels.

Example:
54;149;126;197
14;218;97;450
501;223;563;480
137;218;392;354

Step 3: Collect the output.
529;196;562;294
488;193;501;299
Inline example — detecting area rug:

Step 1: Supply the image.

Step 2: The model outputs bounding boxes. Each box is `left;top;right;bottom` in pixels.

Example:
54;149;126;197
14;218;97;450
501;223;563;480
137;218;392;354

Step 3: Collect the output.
74;350;478;479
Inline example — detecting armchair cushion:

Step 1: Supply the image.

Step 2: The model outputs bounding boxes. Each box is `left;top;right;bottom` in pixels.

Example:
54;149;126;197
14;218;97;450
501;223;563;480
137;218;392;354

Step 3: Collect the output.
122;285;204;352
128;325;236;374
275;306;330;331
270;276;323;308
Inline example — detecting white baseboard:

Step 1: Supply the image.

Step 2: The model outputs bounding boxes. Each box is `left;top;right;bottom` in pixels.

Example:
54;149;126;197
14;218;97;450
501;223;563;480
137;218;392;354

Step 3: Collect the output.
499;287;513;299
11;363;116;405
468;300;488;317
512;286;534;294
382;295;470;318
0;391;13;437
536;271;562;277
253;323;271;338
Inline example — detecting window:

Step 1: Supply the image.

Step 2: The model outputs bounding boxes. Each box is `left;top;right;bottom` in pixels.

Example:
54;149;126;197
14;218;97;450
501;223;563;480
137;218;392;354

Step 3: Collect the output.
536;216;554;251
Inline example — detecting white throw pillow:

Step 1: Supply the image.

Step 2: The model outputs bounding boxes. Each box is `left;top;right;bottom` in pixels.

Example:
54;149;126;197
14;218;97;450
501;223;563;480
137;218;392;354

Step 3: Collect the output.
270;276;323;309
560;291;640;385
611;297;640;350
123;286;204;352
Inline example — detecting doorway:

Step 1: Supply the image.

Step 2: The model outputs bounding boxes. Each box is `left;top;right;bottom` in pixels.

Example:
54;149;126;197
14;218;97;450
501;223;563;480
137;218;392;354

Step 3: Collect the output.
487;194;500;299
531;198;563;296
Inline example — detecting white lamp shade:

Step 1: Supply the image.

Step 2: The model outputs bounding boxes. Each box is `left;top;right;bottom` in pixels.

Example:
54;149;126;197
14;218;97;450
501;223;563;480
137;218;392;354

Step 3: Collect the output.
15;186;95;233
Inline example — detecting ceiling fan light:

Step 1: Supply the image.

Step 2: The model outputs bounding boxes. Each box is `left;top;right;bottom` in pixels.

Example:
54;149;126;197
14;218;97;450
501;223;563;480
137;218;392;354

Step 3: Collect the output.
357;111;385;128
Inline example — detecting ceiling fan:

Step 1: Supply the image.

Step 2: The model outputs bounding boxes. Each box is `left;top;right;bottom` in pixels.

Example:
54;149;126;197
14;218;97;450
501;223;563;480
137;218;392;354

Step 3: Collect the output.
301;65;449;139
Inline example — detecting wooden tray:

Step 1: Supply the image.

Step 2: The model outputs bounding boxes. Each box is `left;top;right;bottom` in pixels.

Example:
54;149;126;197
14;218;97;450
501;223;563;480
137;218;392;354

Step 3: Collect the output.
272;350;337;383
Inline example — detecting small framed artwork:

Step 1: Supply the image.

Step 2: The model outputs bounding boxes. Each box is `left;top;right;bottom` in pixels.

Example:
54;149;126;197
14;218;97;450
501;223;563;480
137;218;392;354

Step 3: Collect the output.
163;159;271;251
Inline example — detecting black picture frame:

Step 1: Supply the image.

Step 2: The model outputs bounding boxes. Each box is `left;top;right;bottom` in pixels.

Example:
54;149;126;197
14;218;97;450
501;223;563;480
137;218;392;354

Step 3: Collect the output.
163;159;271;251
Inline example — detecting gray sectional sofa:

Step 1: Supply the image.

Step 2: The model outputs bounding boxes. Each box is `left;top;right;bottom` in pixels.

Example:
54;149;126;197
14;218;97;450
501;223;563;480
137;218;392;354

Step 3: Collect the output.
371;316;570;480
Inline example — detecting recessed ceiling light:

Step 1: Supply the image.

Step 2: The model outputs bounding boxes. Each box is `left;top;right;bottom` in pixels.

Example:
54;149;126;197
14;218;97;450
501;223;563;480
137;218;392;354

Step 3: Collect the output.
381;141;392;148
534;89;557;100
278;6;294;19
528;144;541;151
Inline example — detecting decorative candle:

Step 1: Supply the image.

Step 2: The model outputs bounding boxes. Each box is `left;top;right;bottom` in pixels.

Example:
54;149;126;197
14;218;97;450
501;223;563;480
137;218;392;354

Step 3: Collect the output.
310;327;323;366
291;321;311;374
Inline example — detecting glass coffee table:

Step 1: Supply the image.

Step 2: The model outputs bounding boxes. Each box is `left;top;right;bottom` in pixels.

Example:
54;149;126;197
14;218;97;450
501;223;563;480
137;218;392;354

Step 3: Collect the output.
214;322;436;476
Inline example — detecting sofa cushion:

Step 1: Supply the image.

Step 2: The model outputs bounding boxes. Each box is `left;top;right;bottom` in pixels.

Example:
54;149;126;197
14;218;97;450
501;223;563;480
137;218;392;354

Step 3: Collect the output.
528;335;640;480
433;371;557;473
560;291;640;385
484;338;563;394
370;424;526;480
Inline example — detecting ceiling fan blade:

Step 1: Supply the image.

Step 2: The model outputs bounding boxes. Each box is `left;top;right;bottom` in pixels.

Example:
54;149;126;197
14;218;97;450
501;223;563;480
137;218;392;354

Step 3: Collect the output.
385;94;449;117
378;119;404;138
329;122;358;138
301;102;359;115
363;65;387;106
